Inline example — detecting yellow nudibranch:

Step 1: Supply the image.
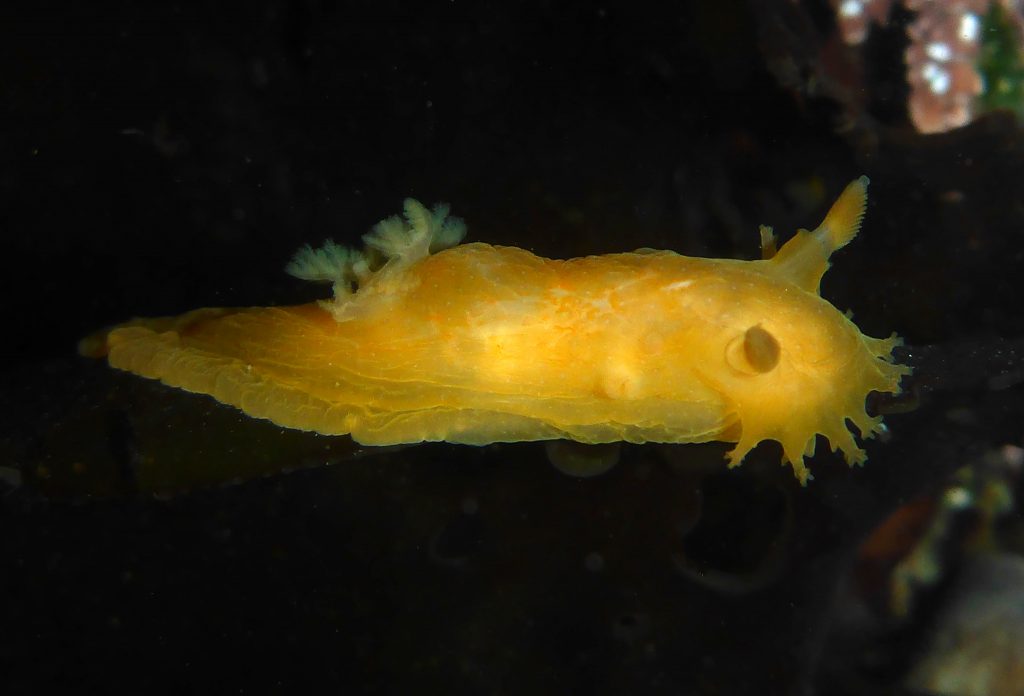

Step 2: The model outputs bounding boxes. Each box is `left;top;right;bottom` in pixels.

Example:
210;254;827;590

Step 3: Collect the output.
82;177;910;484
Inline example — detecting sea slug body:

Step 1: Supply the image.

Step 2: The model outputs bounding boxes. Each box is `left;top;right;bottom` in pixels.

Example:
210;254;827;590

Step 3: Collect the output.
82;178;910;484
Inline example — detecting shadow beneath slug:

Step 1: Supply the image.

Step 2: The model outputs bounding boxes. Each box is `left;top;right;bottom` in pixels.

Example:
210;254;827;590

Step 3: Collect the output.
671;471;793;595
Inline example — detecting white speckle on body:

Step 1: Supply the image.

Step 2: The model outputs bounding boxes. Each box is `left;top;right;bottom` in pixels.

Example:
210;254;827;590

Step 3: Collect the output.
839;0;863;18
959;13;979;43
925;41;952;62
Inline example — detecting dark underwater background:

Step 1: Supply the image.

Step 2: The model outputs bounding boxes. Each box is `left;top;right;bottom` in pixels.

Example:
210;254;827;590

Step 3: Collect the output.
4;1;1024;694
